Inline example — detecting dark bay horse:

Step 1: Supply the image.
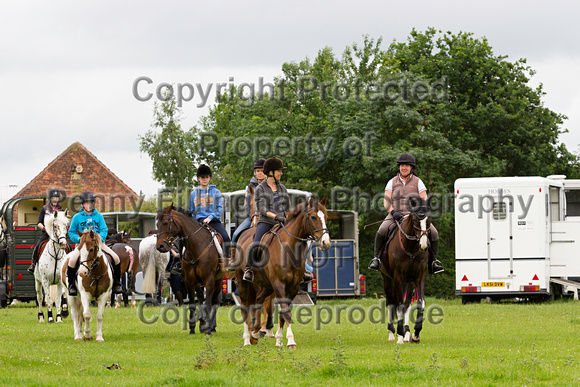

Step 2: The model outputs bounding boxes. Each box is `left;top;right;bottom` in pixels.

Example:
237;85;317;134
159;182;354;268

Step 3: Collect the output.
379;197;431;344
236;196;330;348
155;205;224;335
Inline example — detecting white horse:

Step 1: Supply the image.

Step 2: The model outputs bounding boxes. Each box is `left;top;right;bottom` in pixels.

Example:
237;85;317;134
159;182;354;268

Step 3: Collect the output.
62;230;113;341
139;234;169;299
34;210;70;323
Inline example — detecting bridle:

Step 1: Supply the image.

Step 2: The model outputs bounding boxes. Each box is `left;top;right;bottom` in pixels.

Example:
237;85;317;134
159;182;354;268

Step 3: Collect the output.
279;202;329;244
396;208;431;260
78;237;107;287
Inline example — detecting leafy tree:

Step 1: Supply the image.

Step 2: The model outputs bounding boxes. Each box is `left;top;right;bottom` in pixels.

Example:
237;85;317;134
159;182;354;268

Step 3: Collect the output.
139;95;198;194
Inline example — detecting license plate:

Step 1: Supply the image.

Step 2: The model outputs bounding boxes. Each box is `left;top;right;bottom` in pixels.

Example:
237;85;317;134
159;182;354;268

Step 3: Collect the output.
482;282;505;287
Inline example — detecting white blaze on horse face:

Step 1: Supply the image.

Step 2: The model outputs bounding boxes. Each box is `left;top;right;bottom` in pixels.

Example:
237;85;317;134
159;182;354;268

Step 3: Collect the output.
419;218;429;251
78;245;89;277
317;210;331;250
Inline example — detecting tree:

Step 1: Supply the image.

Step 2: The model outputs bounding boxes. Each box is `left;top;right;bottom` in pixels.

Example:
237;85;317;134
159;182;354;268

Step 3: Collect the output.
139;95;197;195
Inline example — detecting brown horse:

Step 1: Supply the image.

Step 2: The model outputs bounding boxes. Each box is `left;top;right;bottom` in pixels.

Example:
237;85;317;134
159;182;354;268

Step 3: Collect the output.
155;205;224;335
235;196;330;348
379;197;431;344
62;230;113;341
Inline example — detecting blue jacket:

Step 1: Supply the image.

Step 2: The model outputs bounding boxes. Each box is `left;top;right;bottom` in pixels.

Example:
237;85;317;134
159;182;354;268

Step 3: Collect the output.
68;209;108;244
189;185;223;222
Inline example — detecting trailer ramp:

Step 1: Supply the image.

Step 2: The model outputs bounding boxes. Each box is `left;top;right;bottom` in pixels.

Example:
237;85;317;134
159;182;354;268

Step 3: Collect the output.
550;278;580;300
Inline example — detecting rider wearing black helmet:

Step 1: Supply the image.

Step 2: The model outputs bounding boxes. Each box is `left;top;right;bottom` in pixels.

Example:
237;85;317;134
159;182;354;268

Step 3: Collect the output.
27;189;64;274
64;191;123;296
368;153;444;274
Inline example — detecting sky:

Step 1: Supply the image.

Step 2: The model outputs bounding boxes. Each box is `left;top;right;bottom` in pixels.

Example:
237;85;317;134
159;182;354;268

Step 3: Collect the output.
1;1;579;202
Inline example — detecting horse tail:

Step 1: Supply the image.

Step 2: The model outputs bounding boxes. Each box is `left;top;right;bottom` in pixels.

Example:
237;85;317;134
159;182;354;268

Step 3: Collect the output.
141;237;156;294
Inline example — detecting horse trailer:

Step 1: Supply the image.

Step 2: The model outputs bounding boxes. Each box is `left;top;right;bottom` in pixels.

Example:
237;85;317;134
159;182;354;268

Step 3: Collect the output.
220;189;364;304
1;195;71;307
455;176;580;303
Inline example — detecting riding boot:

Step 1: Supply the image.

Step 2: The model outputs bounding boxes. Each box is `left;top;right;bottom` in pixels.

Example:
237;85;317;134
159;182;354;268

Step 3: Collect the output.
226;248;237;272
429;239;444;274
243;246;256;282
301;271;314;283
67;266;78;296
113;262;123;293
368;232;387;271
27;245;39;274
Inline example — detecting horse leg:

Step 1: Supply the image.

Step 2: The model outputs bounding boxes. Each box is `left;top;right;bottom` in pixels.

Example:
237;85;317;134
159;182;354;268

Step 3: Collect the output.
278;296;295;349
69;296;83;340
35;277;45;323
412;276;426;343
210;281;220;332
387;303;396;341
81;293;93;341
403;301;412;342
43;280;54;323
95;292;109;342
260;296;275;338
396;304;406;344
55;283;63;323
186;285;198;334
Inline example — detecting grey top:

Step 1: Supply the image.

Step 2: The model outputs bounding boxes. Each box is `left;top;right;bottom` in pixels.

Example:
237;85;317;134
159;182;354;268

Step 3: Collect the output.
254;179;290;225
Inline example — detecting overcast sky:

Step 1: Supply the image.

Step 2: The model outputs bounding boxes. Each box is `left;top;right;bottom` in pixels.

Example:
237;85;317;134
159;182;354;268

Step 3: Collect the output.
1;1;579;201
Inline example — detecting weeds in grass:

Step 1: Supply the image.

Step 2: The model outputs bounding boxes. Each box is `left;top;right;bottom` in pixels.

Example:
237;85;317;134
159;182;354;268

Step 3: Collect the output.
429;352;439;370
393;345;402;368
193;335;218;369
290;353;321;373
328;336;348;375
565;355;575;367
461;356;468;369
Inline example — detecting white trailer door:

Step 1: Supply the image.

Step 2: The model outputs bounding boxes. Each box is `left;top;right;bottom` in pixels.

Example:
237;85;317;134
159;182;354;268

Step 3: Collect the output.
487;197;514;279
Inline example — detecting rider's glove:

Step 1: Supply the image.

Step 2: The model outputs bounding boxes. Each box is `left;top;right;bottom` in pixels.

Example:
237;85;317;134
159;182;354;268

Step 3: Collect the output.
391;210;403;222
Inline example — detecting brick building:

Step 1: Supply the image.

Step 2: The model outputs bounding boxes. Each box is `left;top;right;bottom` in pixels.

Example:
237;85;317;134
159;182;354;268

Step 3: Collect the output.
11;142;141;224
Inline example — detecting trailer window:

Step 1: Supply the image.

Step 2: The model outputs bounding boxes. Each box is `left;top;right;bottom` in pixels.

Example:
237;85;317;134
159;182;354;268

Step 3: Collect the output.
565;189;580;217
492;202;507;221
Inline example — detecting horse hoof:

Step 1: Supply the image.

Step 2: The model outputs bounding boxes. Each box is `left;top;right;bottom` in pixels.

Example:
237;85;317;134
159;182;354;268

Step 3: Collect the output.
48;319;54;324
75;338;82;341
97;338;104;342
259;331;266;338
287;344;297;350
250;336;258;345
189;329;195;335
83;336;93;341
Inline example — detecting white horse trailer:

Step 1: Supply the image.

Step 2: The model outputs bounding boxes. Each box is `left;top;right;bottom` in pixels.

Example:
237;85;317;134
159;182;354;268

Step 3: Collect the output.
455;176;580;302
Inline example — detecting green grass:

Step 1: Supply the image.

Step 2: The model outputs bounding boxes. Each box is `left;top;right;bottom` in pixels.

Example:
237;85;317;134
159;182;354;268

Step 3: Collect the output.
1;297;579;386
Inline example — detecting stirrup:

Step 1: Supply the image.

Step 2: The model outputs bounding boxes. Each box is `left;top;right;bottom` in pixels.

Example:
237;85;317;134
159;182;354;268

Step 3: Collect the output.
243;269;254;282
226;260;237;272
302;272;313;283
431;260;444;274
170;266;182;276
368;257;380;271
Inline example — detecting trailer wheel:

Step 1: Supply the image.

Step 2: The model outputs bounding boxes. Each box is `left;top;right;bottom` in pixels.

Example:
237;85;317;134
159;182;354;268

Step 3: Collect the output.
1;297;7;308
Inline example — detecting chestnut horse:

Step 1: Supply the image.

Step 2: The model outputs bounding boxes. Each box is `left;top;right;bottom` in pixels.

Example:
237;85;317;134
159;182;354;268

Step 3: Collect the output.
379;197;431;344
235;196;330;348
155;205;224;335
62;230;113;341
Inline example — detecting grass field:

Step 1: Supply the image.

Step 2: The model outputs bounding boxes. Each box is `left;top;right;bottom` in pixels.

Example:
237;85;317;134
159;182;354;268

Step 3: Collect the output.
1;297;579;386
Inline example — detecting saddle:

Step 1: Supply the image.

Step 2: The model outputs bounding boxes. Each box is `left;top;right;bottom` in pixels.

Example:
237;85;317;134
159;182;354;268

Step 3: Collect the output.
36;239;72;259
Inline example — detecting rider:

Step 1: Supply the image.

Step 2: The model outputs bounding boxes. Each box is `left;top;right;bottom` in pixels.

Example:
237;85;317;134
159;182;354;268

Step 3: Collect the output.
65;191;123;296
227;158;266;272
232;158;266;243
28;189;64;274
368;153;444;274
187;164;231;262
243;157;290;282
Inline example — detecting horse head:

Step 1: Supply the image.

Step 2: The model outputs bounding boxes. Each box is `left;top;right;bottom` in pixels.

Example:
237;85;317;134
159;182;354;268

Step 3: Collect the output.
77;229;102;277
408;197;431;252
155;204;179;253
300;196;331;250
51;209;70;249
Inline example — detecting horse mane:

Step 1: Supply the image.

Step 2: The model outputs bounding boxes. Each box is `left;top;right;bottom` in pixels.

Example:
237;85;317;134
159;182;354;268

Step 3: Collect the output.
285;202;307;223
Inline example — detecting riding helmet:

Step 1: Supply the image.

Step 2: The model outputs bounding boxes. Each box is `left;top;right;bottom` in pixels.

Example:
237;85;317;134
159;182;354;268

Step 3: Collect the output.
253;158;266;170
48;189;61;199
397;153;416;167
80;190;97;203
263;157;287;175
197;164;212;177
